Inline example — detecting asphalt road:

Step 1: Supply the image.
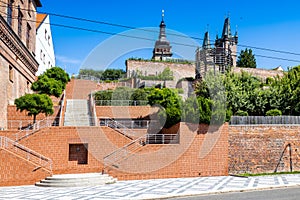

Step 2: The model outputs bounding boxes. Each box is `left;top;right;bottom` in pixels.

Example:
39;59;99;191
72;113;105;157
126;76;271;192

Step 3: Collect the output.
169;186;300;200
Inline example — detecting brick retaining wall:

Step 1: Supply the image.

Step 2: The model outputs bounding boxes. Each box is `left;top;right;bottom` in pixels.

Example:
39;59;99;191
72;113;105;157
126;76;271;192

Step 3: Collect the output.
229;125;300;175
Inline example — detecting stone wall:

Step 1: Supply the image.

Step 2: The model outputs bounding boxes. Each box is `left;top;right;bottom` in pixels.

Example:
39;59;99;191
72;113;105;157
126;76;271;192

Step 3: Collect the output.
233;67;284;80
126;60;195;88
229;125;300;175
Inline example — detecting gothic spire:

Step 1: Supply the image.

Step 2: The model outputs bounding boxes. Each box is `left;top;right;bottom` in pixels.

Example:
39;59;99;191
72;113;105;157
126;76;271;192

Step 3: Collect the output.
202;31;211;49
222;17;232;39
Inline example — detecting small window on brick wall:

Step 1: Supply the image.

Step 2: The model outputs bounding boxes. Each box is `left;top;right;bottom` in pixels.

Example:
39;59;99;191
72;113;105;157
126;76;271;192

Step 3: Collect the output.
68;144;88;164
9;66;14;82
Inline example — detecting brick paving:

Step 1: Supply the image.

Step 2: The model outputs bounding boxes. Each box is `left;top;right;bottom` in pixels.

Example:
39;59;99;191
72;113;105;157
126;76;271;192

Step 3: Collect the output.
1;175;300;199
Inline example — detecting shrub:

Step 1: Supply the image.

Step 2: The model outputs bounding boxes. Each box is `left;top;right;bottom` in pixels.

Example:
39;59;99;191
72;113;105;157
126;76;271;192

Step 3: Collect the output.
234;110;248;116
266;109;282;116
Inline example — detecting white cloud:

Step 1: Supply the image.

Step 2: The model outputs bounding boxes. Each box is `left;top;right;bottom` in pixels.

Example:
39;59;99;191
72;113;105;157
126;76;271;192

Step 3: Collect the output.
56;55;82;65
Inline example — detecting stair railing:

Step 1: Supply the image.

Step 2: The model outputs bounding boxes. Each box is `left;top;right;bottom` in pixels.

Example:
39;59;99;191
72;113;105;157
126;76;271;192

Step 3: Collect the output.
0;136;52;174
103;134;147;169
14;117;56;142
105;118;140;139
89;91;98;126
59;90;66;126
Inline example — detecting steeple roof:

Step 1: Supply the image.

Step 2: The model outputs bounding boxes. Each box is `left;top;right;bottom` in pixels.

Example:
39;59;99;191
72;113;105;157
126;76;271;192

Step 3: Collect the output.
152;10;172;60
202;31;211;49
222;17;232;38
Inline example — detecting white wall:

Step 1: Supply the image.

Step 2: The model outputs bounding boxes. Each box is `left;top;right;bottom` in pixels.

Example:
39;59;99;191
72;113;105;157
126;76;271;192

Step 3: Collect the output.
35;15;55;76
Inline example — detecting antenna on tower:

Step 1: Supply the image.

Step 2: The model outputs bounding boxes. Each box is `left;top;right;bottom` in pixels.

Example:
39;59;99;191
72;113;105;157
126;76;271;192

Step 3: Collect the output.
162;9;165;21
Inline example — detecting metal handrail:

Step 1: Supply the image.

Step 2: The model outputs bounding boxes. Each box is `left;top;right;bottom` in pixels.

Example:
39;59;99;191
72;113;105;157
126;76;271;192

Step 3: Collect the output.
59;90;66;126
89;91;98;126
103;134;147;166
13;117;57;142
105;118;139;139
94;100;148;106
146;134;180;144
0;136;52;173
100;119;158;129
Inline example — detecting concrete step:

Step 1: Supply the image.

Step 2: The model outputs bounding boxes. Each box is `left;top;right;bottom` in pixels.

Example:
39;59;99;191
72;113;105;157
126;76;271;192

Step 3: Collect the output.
64;99;91;126
35;173;117;187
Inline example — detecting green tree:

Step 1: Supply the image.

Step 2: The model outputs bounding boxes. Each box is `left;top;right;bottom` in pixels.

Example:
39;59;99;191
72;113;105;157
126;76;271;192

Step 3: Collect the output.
78;69;104;79
130;88;150;105
14;94;53;123
42;67;70;89
31;75;63;97
182;96;200;123
101;69;125;81
270;65;300;115
147;88;182;128
237;48;257;68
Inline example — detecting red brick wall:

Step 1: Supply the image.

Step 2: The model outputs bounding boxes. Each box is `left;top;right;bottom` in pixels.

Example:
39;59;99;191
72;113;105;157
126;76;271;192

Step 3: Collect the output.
0;149;50;186
96;106;157;119
229;125;300;175
7;105;60;129
105;123;229;180
0;123;229;186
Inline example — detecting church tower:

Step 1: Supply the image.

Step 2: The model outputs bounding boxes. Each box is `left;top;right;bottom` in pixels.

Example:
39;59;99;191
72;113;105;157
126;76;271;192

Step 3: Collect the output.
195;17;238;79
152;10;173;61
215;17;238;71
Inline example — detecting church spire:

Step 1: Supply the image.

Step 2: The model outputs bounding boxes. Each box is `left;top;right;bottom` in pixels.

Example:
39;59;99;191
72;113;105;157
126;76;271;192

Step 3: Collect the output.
159;9;167;41
202;31;211;49
222;17;232;39
152;10;172;60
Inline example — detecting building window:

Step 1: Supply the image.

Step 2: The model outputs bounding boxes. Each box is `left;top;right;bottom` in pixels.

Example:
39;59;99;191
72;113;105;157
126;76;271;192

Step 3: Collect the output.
9;66;14;82
45;29;47;40
18;8;23;38
40;49;43;60
43;54;45;64
26;23;31;49
68;144;88;164
7;0;13;26
48;35;50;45
27;0;31;17
27;81;30;92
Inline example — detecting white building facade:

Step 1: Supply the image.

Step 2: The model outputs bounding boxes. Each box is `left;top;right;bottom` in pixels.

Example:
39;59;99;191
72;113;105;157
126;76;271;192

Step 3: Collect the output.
35;14;55;75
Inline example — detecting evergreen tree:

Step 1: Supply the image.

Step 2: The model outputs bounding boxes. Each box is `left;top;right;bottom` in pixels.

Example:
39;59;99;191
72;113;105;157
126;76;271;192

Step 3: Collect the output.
237;48;257;68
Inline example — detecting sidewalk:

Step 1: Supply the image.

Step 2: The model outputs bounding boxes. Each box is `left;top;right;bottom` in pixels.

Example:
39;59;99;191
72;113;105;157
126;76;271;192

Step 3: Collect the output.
1;175;300;200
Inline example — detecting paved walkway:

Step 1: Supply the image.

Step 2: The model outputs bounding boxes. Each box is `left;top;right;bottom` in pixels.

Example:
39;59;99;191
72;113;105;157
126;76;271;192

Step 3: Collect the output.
1;175;300;200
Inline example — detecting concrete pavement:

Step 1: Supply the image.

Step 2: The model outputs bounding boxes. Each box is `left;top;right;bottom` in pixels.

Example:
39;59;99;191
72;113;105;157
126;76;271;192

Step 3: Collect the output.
1;174;300;200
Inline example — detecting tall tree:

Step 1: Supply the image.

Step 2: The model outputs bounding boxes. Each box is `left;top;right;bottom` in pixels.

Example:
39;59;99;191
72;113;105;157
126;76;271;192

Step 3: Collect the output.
14;94;54;123
42;67;70;89
31;75;63;97
147;88;182;128
237;48;257;68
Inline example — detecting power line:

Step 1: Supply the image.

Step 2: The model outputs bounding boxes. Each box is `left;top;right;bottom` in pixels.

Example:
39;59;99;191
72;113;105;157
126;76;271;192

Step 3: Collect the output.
1;8;300;63
1;0;300;57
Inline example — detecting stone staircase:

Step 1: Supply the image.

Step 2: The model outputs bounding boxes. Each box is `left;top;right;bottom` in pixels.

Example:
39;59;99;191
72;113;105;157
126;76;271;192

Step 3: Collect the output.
35;173;117;187
64;99;92;126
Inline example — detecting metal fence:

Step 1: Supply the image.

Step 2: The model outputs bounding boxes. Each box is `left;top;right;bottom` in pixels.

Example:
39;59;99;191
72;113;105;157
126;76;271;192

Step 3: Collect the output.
146;134;180;144
100;119;158;129
95;100;148;106
230;116;300;125
2;117;60;130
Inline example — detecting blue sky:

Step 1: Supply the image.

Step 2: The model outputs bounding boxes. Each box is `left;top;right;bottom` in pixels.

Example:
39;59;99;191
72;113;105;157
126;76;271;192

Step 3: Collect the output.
38;0;300;75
